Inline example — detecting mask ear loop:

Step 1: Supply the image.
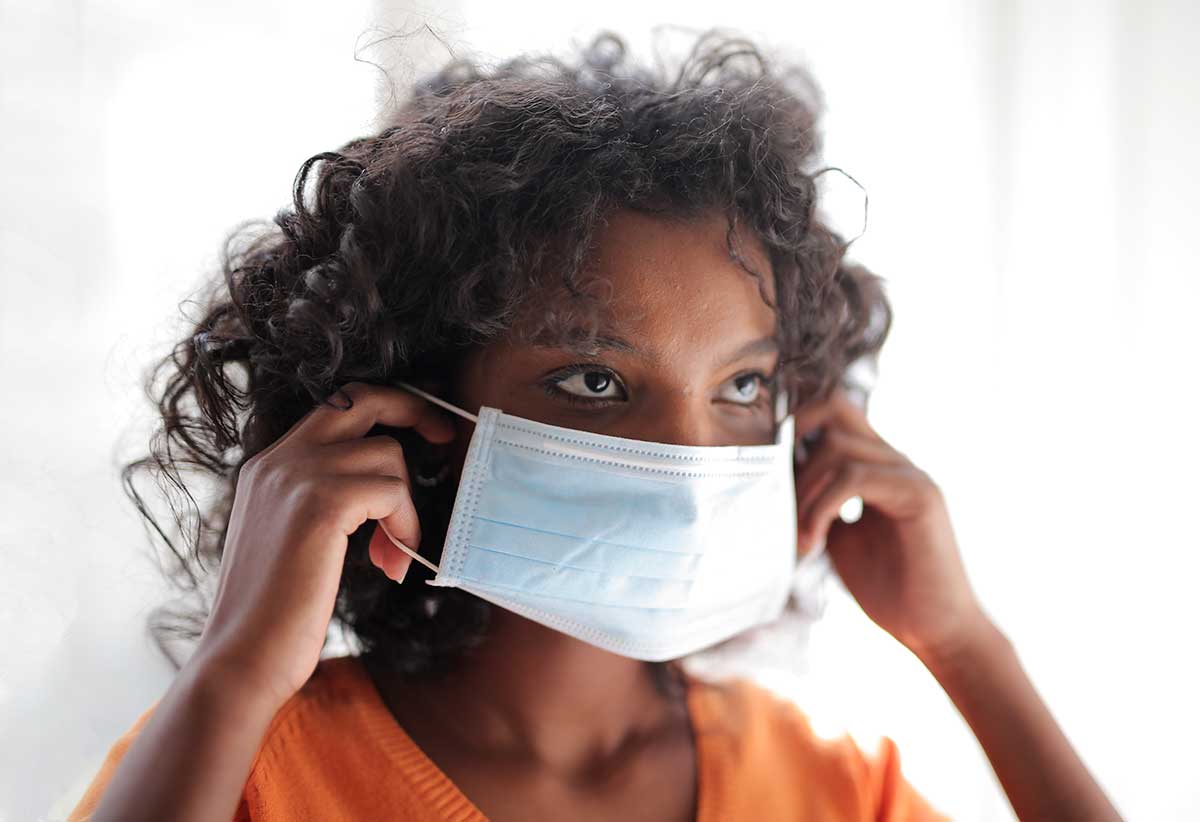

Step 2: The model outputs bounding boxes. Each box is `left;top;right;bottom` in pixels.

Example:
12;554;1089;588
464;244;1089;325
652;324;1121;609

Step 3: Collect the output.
395;380;479;424
774;385;790;426
374;381;481;575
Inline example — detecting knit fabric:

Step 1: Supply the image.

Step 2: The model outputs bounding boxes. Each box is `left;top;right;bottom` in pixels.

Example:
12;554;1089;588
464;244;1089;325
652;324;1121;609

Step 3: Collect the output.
68;655;949;821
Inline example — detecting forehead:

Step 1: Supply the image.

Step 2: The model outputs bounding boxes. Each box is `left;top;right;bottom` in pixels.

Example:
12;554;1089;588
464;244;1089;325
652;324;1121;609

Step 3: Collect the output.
516;207;778;356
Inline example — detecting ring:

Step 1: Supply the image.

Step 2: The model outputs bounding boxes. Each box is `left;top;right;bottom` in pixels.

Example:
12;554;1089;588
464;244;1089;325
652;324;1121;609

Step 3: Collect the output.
838;495;863;524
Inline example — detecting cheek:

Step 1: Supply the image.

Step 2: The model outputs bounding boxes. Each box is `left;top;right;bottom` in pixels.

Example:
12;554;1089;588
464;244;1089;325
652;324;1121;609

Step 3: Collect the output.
449;350;487;413
447;421;473;478
723;406;777;446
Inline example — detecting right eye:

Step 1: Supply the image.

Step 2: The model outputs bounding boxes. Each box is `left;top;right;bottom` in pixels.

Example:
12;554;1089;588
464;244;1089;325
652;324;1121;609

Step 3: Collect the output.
545;366;628;404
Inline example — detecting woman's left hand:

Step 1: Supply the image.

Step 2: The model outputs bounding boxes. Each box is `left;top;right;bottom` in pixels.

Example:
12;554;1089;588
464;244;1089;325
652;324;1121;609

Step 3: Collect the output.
791;385;990;664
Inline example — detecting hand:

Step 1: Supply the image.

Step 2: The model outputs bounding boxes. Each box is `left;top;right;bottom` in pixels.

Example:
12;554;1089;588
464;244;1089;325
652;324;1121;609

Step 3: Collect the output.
191;382;456;709
791;385;989;664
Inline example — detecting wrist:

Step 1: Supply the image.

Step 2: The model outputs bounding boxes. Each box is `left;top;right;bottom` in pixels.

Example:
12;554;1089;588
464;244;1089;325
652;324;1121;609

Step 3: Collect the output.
183;646;295;720
913;609;1012;681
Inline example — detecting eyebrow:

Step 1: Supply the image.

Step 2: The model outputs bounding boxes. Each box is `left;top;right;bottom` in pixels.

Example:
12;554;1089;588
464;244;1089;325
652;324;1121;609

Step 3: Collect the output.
534;329;778;368
531;331;640;357
715;335;779;369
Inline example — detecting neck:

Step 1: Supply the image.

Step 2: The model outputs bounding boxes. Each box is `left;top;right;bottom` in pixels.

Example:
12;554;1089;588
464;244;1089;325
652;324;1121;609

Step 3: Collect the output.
369;610;688;776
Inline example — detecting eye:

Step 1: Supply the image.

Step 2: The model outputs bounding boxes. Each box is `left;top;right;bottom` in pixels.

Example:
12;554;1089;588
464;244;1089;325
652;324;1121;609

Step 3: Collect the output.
546;365;627;404
718;372;772;405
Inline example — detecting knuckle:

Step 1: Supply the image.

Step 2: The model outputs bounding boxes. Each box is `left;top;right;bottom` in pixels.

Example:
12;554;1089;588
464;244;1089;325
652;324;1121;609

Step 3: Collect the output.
919;470;944;502
839;460;864;485
363;436;407;473
240;450;281;487
384;473;411;496
294;476;348;520
823;427;849;449
380;437;407;466
386;477;416;513
240;452;264;480
330;381;371;409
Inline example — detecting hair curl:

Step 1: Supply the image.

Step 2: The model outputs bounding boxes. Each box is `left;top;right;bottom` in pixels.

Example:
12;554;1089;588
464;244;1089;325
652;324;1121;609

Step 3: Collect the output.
123;28;892;681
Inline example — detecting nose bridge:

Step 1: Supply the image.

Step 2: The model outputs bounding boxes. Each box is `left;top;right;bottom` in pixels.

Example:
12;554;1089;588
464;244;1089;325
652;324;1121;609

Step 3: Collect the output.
643;391;716;447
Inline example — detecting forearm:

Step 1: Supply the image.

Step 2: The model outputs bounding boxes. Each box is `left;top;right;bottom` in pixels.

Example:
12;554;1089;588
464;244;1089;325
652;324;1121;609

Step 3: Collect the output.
919;618;1121;822
91;653;284;822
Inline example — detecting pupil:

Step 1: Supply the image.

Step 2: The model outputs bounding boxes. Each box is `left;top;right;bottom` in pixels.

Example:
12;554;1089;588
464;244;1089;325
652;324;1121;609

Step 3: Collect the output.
584;372;610;393
737;375;756;396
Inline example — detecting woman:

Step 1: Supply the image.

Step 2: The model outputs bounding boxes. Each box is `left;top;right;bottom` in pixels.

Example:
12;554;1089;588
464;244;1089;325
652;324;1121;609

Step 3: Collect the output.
70;29;1120;821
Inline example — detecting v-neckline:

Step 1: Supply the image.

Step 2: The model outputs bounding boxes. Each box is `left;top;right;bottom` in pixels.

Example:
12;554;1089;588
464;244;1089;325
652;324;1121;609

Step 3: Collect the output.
347;655;716;822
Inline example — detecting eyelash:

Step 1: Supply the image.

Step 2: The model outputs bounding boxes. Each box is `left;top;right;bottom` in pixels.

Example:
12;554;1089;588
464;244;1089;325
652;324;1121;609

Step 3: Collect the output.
541;365;777;408
541;363;621;407
727;371;777;408
738;371;777;402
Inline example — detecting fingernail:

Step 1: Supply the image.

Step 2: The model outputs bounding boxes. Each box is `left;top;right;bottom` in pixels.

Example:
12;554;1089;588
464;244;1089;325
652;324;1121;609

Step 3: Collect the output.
380;522;410;552
838;495;863;524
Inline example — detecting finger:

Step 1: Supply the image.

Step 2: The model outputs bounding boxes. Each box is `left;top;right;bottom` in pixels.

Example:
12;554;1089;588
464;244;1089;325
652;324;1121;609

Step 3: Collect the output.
320;438;423;562
369;522;413;583
325;473;422;554
293;382;458;447
796;427;902;508
354;476;428;581
798;461;929;545
793;428;900;523
794;467;838;558
318;435;413;481
791;384;880;443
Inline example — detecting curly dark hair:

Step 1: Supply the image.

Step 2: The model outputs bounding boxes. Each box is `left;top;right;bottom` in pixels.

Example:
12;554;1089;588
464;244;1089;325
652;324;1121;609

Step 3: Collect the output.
123;28;892;682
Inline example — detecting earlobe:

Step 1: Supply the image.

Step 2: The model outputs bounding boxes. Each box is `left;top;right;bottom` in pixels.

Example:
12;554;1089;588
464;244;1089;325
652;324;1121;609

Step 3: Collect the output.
794;426;823;463
413;453;452;487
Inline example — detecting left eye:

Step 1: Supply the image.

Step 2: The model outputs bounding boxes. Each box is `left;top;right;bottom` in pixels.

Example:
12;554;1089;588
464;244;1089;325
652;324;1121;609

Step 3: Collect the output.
719;373;766;404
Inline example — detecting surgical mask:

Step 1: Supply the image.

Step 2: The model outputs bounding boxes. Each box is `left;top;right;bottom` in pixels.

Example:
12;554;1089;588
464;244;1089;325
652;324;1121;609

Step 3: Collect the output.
383;381;800;662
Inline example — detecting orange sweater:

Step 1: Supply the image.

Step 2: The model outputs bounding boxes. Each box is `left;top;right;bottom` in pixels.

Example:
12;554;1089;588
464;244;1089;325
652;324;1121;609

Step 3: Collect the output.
68;655;949;821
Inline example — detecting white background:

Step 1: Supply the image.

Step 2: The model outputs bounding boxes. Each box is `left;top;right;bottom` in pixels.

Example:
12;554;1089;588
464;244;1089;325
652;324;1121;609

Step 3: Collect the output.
2;1;1197;820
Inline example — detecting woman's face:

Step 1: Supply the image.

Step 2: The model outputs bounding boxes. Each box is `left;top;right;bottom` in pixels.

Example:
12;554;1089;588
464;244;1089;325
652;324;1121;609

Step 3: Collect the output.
453;208;781;449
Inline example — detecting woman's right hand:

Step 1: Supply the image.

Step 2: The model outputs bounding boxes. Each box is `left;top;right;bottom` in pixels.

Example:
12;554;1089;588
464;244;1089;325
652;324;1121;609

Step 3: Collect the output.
190;381;457;710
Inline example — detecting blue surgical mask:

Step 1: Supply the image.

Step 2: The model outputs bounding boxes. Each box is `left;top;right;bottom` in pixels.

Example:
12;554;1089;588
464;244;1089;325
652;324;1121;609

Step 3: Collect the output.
384;381;799;661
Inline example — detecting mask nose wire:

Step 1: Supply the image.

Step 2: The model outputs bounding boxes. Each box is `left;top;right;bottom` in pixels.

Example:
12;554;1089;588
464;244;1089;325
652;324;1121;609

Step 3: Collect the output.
374;380;480;577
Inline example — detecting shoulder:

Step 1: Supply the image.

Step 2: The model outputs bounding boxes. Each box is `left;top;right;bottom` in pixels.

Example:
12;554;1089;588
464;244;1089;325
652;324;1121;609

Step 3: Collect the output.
686;674;860;767
66;655;374;822
686;674;949;821
258;655;370;738
243;654;379;777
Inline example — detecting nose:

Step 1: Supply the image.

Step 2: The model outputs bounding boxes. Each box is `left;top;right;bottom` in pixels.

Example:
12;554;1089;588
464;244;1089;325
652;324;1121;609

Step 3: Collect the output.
635;393;722;447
